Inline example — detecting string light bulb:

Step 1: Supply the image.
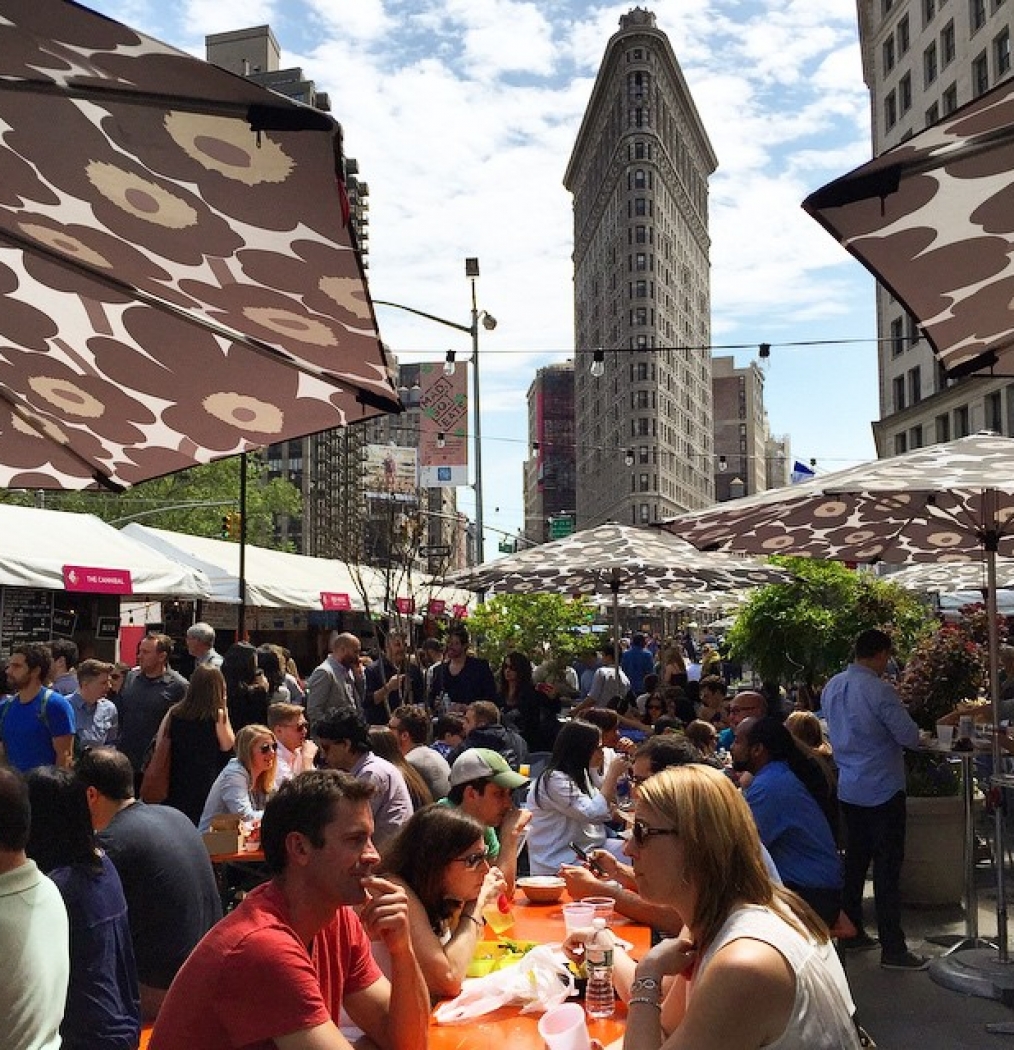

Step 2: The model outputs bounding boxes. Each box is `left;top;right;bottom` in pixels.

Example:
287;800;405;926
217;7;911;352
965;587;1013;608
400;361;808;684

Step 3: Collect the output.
443;350;456;376
436;433;446;449
590;349;605;378
624;448;635;467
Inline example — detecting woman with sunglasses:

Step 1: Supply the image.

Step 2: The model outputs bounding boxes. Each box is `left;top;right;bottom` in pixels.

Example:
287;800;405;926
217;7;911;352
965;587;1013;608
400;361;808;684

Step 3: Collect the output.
198;723;277;833
619;764;859;1050
380;804;507;999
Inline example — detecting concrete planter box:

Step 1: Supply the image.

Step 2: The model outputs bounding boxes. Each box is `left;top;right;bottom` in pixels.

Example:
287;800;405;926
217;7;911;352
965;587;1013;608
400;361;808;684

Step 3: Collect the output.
900;794;965;906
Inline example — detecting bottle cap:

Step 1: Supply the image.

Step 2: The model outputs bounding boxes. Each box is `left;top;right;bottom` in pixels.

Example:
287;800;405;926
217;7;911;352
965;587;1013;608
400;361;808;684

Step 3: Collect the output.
592;917;607;930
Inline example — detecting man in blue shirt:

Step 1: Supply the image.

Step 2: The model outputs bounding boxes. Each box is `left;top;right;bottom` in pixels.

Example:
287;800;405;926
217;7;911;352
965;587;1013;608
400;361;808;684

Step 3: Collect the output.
822;628;925;970
620;633;654;698
0;644;75;772
732;716;842;926
69;660;119;748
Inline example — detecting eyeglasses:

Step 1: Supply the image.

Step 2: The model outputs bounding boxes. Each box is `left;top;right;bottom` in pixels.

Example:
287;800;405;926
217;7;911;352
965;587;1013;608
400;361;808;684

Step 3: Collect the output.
452;849;491;871
729;705;759;716
631;818;678;847
258;742;279;754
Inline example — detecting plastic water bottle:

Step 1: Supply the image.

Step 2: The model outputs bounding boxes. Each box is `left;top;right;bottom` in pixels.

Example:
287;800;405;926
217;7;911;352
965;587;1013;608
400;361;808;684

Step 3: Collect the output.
585;917;615;1019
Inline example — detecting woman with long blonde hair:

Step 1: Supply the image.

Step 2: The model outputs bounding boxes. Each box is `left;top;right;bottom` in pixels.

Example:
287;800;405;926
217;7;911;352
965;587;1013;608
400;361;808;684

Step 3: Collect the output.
198;723;276;833
618;764;859;1050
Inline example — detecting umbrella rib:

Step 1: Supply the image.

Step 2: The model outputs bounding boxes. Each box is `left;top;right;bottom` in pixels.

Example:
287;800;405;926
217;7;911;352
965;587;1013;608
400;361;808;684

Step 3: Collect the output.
0;78;336;133
0;228;401;416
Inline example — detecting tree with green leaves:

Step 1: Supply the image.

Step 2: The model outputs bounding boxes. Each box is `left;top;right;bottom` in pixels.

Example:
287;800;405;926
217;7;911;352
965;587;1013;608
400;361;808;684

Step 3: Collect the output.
466;593;596;671
725;557;934;688
0;456;302;550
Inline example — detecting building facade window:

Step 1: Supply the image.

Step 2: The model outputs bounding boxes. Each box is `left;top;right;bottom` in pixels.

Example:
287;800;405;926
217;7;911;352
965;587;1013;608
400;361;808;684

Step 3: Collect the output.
955;405;970;437
908;366;922;404
942;20;957;65
900;71;913;112
924;41;938;85
973;50;989;96
909;425;924;448
885;89;898;129
895;432;908;454
971;0;987;33
935;413;951;442
926;101;940;124
891;316;906;356
898;13;911;52
987;390;1003;431
924;0;936;24
884;36;896;72
893;374;906;411
996;28;1011;74
943;82;959;112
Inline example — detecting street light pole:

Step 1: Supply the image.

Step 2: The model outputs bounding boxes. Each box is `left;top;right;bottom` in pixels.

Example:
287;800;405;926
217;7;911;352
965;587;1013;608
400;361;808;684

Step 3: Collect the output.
373;256;495;575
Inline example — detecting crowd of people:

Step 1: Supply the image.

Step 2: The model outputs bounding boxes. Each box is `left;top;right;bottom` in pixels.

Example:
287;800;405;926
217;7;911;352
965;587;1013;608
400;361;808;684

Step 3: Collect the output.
1;620;925;1049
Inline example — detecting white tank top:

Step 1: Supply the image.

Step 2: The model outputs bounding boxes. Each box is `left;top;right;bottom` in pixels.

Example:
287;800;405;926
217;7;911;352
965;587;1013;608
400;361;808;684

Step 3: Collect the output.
692;905;860;1050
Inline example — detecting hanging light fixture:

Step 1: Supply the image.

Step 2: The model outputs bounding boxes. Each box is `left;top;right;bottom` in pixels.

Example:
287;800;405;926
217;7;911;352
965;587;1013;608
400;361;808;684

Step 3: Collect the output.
624;448;635;467
718;455;728;471
436;433;446;449
590;348;605;378
443;349;457;375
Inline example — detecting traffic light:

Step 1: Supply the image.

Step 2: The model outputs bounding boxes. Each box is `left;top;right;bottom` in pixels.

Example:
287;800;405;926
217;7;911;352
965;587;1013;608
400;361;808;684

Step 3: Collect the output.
221;512;242;540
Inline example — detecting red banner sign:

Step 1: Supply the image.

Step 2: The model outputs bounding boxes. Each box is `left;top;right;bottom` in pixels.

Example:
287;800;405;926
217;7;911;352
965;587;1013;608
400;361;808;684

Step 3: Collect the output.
395;597;416;614
320;592;352;611
63;565;133;594
427;599;446;616
452;603;468;619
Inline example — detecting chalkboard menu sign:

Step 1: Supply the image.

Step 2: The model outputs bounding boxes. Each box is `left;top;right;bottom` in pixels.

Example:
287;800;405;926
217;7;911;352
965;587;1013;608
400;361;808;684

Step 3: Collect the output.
1;587;53;657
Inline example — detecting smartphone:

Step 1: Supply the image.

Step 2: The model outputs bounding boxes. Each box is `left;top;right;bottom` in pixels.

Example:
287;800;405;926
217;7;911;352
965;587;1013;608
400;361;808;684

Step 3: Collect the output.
569;841;605;875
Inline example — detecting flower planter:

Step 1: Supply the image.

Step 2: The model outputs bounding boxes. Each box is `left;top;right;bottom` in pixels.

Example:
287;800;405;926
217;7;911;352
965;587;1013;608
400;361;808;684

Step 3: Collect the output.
900;794;965;906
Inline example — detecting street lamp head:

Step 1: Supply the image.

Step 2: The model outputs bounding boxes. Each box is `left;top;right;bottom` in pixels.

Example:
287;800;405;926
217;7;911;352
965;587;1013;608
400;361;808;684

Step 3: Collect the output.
481;312;497;331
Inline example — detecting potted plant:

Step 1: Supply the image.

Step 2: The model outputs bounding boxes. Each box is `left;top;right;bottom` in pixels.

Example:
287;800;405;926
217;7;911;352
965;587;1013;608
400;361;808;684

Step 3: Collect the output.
895;611;991;904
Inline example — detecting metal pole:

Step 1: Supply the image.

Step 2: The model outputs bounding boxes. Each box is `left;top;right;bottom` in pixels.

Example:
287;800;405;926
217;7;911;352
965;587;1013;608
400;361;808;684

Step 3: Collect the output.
238;452;248;641
470;275;485;594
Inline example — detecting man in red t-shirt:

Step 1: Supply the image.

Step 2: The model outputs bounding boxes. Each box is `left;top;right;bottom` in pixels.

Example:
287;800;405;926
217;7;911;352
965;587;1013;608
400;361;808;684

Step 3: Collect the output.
150;771;429;1050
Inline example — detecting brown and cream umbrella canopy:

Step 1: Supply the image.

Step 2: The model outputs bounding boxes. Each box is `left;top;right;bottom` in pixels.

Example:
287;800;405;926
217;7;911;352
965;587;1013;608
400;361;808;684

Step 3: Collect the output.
0;0;399;491
803;76;1014;381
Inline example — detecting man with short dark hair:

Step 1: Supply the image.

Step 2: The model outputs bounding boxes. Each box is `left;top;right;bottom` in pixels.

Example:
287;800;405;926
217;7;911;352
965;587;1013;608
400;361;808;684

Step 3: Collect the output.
116;633;187;786
306;632;363;725
445;748;530;891
620;632;654;698
69;659;119;748
0;643;75;771
0;766;69;1050
48;638;79;695
697;674;727;723
427;625;497;710
389;703;450;800
185;622;222;671
75;748;221;1021
447;700;528;769
822;628;925;970
314;709;412;850
150;770;429;1050
363;631;425;725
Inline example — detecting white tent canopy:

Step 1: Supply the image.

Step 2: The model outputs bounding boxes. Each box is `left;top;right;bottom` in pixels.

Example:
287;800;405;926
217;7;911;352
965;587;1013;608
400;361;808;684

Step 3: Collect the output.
0;505;210;596
121;524;385;610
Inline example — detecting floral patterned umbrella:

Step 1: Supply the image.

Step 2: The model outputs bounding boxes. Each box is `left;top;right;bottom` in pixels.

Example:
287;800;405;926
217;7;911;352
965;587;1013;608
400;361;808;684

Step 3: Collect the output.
0;0;398;491
803;77;1014;380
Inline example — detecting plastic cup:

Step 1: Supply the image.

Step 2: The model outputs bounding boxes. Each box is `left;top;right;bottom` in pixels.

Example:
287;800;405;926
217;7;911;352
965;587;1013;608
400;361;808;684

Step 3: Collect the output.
936;724;955;749
562;902;596;934
482;892;515;934
537;1002;592;1050
580;895;615;925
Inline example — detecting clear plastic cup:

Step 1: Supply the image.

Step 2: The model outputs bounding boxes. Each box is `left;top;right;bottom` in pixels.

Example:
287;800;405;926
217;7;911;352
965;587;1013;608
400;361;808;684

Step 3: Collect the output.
482;892;515;934
562;902;596;934
580;895;615;925
936;724;955;749
538;1003;592;1050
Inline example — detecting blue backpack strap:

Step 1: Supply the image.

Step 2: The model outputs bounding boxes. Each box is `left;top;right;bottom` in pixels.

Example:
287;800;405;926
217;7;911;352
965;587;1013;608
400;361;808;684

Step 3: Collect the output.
0;697;10;740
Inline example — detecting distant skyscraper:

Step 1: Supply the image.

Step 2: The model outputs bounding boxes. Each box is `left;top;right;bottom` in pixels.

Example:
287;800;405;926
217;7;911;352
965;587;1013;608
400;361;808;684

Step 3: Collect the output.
565;7;718;529
205;26;373;556
711;356;769;502
524;363;576;544
858;1;1014;454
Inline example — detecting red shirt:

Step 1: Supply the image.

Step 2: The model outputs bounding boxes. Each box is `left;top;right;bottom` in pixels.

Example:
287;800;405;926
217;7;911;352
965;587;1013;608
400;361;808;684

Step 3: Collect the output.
150;880;381;1049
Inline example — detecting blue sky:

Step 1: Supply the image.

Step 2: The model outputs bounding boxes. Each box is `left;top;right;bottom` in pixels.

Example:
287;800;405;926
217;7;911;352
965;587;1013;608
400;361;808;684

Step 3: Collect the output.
87;0;879;558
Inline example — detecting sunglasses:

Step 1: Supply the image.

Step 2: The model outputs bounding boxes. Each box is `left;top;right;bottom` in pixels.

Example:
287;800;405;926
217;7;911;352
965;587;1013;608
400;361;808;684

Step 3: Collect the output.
283;721;309;732
452;849;491;871
631;818;678;847
258;742;278;755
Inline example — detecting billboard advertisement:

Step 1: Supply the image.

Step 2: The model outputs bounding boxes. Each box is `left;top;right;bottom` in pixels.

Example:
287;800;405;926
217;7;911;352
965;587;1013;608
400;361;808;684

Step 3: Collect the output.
419;362;468;487
364;445;418;501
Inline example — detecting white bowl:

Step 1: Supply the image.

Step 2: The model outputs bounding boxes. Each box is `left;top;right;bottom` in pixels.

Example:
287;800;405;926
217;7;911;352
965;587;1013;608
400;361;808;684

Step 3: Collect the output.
517;875;567;903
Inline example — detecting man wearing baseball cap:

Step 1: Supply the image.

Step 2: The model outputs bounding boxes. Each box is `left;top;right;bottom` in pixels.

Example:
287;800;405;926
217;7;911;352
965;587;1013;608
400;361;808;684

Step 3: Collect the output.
443;748;531;890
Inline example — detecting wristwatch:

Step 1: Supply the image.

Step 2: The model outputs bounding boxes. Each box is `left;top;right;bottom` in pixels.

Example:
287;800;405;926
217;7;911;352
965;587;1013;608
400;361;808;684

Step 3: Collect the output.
629;975;663;1006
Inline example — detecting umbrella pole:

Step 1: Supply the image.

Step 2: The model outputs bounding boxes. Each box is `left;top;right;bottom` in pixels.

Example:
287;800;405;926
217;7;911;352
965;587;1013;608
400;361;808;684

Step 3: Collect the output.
612;576;621;673
238;452;248;641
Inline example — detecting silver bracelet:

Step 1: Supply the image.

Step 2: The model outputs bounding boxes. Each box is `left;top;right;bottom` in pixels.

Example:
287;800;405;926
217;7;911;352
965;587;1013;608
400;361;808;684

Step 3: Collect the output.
628;997;662;1010
463;913;484;928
